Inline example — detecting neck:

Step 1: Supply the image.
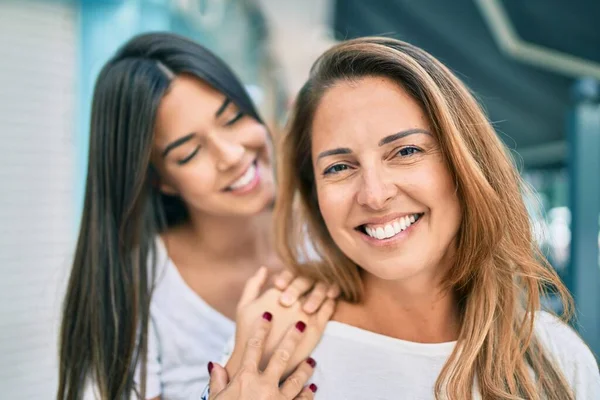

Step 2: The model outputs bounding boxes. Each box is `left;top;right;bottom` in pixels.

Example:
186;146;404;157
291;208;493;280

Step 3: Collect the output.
184;207;274;264
337;270;461;343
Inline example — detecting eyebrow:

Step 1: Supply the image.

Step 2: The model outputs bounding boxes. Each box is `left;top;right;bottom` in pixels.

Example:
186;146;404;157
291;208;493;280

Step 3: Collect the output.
316;128;432;160
215;97;231;117
161;133;195;158
378;128;431;146
316;147;352;160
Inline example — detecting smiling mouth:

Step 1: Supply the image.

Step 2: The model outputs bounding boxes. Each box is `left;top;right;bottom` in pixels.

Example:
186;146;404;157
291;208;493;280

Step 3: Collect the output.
224;160;258;192
356;213;424;240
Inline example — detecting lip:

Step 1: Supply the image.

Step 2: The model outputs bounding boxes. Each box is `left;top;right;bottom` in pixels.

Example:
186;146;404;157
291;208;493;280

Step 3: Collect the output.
355;212;425;229
222;160;256;191
222;160;261;195
357;213;423;247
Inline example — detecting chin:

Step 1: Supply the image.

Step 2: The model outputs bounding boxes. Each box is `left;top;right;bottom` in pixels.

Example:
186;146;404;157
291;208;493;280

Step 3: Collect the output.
358;257;428;282
239;191;275;216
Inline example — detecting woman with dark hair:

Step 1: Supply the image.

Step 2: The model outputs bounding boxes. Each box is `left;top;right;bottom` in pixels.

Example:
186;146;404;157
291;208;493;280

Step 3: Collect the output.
57;32;337;400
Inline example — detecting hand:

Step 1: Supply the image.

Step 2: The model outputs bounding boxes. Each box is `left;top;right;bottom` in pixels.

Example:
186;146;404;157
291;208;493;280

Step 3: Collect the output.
227;267;335;379
208;312;318;399
273;269;340;314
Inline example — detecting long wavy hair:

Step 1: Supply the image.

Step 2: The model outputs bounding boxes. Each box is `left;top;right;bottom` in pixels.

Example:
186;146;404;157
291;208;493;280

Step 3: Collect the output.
275;37;575;399
58;32;263;400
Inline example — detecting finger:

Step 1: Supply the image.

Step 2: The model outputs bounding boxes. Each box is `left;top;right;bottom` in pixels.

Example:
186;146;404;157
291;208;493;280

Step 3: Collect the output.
280;276;314;307
264;320;306;380
208;362;229;397
238;266;268;310
294;384;318;399
302;282;328;314
279;357;316;399
316;298;336;326
240;311;272;371
274;269;295;290
326;283;341;299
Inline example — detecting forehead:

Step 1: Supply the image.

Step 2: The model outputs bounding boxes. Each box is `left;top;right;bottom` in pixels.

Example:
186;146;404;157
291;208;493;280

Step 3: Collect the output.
154;74;224;145
311;76;429;149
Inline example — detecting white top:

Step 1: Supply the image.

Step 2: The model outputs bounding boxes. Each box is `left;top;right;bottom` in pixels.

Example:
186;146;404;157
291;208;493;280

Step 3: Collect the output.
135;239;236;399
307;312;600;399
84;239;235;400
86;233;321;400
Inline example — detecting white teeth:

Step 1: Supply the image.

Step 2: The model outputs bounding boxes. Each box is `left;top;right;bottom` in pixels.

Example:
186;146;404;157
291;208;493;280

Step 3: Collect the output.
364;214;421;240
384;225;395;238
228;164;256;190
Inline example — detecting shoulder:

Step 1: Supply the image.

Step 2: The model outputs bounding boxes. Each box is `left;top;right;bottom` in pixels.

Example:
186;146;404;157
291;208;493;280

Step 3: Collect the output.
534;311;600;396
534;311;593;362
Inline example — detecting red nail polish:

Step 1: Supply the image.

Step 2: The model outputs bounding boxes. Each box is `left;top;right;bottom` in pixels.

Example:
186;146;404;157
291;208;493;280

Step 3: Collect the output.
309;383;318;393
295;321;306;332
207;362;213;374
306;357;316;368
262;311;272;321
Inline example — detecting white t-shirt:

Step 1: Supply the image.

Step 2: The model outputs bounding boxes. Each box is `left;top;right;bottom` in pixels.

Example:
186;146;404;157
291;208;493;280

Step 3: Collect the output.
84;238;235;400
139;239;236;399
307;312;600;399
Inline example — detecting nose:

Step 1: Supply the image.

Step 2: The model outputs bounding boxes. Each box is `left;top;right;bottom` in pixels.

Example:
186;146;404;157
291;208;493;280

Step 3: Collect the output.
210;135;245;171
356;167;398;210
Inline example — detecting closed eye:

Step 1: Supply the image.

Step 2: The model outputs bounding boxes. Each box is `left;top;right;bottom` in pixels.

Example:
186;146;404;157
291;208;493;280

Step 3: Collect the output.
323;164;351;176
224;111;244;127
177;146;200;165
395;146;421;157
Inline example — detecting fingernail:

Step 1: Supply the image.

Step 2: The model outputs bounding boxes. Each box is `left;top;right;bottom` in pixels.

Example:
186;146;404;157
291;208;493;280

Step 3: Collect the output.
303;303;316;313
295;321;306;332
306;357;316;368
275;277;286;287
281;293;293;305
207;362;213;374
262;311;273;321
309;383;318;393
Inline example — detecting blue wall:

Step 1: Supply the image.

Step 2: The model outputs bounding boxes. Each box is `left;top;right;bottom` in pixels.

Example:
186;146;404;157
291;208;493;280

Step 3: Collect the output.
76;0;171;217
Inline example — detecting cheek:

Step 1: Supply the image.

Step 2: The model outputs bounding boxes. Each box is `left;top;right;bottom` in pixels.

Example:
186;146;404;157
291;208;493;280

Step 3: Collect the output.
316;182;354;231
242;120;270;151
414;163;461;233
168;163;217;198
407;160;456;205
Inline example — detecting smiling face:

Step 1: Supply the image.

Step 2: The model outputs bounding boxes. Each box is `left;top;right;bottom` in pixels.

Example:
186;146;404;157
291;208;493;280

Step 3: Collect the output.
151;74;275;217
311;76;462;282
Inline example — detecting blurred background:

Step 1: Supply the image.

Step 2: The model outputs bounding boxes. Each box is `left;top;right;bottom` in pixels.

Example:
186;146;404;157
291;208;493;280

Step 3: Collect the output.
0;0;598;397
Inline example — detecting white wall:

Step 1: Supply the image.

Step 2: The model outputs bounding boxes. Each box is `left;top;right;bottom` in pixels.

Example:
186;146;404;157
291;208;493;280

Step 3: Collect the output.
0;1;77;397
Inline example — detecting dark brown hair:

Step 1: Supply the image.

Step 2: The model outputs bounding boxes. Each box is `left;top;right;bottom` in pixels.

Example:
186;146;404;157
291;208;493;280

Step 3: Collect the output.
58;32;262;399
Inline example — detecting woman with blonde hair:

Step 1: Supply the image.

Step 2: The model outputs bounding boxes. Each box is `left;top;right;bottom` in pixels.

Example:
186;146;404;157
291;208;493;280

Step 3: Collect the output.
209;36;600;399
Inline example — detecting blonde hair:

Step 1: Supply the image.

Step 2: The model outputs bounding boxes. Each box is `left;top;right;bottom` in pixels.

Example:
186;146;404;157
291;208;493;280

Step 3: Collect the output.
275;37;575;399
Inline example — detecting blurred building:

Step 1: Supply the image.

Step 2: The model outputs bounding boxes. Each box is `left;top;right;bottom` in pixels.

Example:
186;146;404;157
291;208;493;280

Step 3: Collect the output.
0;0;598;398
